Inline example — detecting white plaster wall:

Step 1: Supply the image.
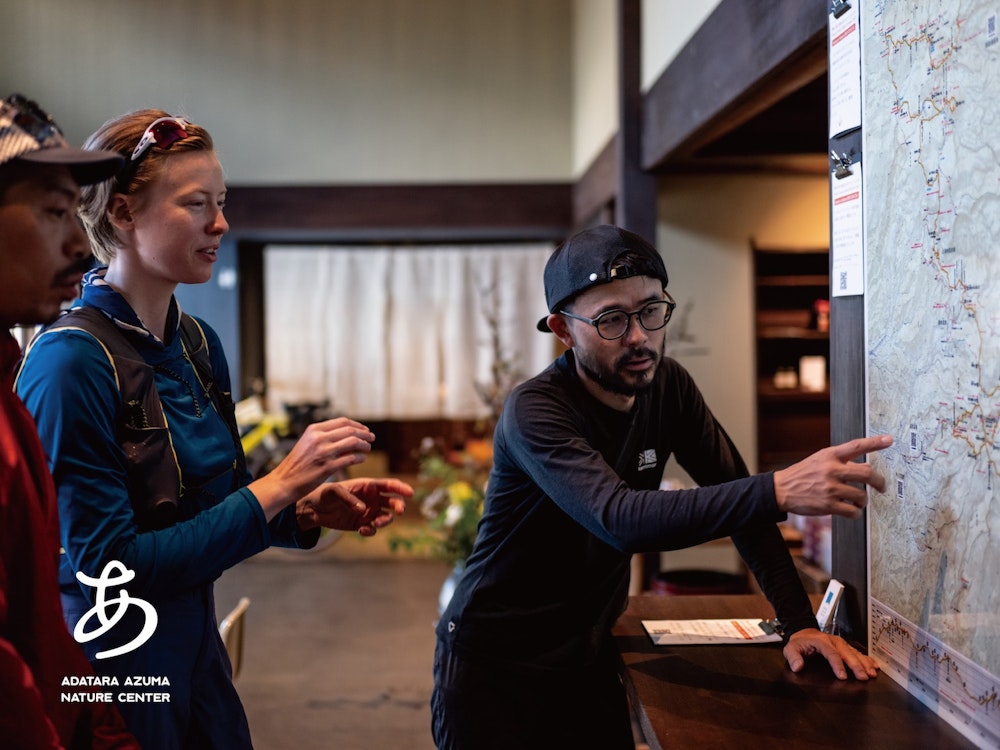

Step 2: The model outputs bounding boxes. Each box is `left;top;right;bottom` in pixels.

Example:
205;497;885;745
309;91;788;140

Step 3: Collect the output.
7;1;724;185
641;0;722;92
570;0;724;177
571;0;617;178
0;0;572;184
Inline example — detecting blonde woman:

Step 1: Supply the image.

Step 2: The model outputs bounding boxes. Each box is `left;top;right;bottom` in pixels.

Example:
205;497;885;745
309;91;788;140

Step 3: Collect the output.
17;109;410;749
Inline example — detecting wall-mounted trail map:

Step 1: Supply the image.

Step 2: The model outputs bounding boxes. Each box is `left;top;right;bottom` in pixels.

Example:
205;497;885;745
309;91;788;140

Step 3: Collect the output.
862;2;1000;747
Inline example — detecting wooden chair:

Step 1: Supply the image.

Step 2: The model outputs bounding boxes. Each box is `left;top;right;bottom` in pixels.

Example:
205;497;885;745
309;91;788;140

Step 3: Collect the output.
218;596;251;680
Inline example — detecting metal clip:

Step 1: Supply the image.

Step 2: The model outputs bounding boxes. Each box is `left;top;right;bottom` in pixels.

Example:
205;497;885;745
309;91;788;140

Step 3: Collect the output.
759;618;785;637
831;1;851;19
831;150;854;179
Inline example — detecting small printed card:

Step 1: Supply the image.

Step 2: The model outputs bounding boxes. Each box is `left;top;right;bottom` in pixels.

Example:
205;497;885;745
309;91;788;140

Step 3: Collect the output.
641;618;782;646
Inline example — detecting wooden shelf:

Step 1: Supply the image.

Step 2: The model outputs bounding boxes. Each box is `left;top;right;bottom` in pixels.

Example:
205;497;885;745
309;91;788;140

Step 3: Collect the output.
756;274;829;287
757;327;828;340
753;247;831;470
757;379;830;402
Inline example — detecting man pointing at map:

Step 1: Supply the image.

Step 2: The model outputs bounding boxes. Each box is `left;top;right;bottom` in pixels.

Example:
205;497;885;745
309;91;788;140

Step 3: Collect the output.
431;224;893;750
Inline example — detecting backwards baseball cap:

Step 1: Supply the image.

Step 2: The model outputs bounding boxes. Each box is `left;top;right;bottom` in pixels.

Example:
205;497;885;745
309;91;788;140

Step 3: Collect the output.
0;93;123;185
537;224;669;332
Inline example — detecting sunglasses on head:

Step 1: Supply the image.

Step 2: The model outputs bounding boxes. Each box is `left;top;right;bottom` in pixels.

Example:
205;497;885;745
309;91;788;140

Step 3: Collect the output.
3;93;64;147
115;116;188;193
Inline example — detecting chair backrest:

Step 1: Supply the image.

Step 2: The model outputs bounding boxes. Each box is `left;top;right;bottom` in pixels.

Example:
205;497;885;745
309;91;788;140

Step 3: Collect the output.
218;596;251;680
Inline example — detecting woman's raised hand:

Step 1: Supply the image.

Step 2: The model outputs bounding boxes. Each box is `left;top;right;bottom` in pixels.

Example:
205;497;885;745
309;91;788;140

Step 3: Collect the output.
248;417;375;520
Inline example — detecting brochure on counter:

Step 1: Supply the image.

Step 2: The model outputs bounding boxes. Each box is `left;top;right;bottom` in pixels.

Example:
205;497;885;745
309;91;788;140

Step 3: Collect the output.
641;618;782;646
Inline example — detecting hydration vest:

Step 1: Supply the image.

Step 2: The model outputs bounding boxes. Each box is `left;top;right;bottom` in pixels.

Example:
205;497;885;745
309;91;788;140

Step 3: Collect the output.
22;306;245;531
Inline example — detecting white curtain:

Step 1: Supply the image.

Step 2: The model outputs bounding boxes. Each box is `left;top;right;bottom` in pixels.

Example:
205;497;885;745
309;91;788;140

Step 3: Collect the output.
263;243;553;419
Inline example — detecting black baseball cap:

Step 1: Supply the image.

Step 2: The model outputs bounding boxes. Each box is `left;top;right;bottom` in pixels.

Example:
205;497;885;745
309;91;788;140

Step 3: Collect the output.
0;93;123;185
537;224;669;332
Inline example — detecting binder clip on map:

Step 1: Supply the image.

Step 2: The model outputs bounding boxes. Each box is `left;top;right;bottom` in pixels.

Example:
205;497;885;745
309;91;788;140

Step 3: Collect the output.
830;1;851;20
830;150;854;180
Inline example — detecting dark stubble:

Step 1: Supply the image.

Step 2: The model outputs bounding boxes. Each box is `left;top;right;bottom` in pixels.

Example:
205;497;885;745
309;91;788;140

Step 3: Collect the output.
576;344;661;398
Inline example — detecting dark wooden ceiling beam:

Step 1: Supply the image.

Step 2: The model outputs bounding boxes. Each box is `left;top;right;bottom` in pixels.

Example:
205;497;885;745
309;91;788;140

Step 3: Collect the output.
573;136;616;227
224;183;573;242
642;0;828;172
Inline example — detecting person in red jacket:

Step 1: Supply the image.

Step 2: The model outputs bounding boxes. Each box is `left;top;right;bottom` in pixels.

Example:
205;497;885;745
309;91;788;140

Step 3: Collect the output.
0;92;139;749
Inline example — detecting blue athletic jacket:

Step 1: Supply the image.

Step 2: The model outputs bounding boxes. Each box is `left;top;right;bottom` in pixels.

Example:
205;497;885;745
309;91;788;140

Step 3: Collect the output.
16;269;316;749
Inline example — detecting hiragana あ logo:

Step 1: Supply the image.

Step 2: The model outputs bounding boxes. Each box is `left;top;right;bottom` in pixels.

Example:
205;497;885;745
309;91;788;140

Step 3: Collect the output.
73;560;158;659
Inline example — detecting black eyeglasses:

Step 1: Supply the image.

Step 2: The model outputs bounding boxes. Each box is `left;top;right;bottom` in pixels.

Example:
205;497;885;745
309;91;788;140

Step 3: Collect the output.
561;294;677;340
115;116;188;193
4;93;63;147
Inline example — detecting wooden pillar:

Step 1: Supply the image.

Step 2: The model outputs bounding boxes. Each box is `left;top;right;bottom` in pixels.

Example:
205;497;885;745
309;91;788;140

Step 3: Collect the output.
616;0;658;589
615;0;656;244
828;128;868;640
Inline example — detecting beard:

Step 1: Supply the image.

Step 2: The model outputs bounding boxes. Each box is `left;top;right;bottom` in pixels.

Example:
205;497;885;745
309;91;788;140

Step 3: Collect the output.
575;344;661;398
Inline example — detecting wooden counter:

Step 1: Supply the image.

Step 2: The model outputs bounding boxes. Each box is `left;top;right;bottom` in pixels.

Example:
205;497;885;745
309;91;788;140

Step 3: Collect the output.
613;594;975;749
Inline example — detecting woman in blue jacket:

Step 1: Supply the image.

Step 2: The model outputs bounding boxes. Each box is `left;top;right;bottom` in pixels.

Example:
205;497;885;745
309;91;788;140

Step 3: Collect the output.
16;109;410;749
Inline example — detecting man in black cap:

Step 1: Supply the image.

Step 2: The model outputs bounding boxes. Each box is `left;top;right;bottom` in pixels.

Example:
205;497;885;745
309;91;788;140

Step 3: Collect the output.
0;93;139;748
431;224;893;749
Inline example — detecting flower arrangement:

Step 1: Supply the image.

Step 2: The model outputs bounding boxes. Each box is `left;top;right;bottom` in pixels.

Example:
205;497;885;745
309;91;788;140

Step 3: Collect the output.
388;437;492;566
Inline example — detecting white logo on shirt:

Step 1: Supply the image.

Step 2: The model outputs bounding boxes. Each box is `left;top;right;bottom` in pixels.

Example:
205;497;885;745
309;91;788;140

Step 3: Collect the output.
638;449;658;471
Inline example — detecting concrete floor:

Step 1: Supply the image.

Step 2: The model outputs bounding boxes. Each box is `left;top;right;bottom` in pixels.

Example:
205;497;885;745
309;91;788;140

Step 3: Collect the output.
214;528;451;750
214;521;650;750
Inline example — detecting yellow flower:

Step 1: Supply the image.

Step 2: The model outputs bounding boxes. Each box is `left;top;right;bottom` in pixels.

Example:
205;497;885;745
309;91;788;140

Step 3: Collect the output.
447;480;478;506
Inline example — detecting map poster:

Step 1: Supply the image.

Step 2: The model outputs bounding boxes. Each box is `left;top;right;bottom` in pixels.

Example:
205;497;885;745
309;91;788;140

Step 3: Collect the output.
862;1;1000;747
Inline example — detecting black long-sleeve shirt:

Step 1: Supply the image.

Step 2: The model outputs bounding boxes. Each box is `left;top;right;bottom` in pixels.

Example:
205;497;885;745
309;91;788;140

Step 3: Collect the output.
437;351;816;671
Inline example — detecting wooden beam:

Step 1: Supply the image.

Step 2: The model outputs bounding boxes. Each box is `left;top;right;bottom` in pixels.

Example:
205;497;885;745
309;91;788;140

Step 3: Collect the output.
615;0;656;241
643;0;827;171
573;136;616;228
237;241;265;400
223;183;572;241
828;128;868;640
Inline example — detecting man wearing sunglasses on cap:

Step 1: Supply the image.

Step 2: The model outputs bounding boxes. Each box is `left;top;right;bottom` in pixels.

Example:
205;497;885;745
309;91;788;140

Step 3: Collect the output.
0;93;139;748
432;224;893;749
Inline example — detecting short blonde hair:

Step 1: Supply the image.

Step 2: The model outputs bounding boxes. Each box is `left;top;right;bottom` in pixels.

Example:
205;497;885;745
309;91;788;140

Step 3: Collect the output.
79;109;214;264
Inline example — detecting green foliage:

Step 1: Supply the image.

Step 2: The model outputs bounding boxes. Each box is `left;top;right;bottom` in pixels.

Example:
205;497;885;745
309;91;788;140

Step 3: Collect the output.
388;438;490;566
